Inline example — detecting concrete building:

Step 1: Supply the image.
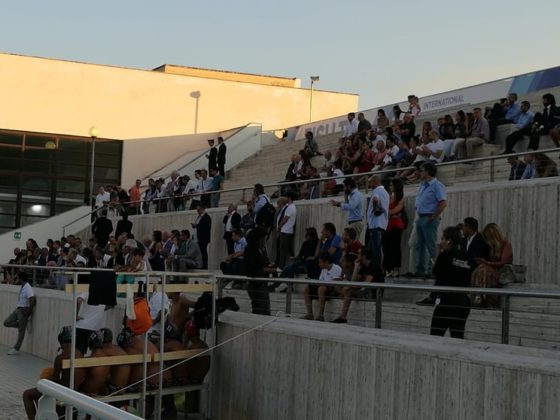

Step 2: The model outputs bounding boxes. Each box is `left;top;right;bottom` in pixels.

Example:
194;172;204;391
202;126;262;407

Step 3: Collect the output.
0;52;358;232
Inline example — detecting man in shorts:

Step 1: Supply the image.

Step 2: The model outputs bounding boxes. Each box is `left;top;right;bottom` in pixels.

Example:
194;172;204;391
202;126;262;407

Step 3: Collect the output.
302;252;342;321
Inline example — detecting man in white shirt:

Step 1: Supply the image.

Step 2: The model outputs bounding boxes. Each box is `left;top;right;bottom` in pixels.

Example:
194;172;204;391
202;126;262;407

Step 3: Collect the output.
302;252;342;321
276;191;297;270
148;291;170;336
75;292;107;354
367;175;390;269
421;130;445;163
340;112;359;143
4;272;35;355
94;186;110;217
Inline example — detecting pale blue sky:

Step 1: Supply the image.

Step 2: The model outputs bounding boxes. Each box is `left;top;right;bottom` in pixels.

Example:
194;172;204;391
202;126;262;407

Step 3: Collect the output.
2;0;558;109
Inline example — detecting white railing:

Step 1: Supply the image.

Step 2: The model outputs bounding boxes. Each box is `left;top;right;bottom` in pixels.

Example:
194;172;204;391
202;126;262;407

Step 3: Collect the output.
146;122;263;183
36;379;140;419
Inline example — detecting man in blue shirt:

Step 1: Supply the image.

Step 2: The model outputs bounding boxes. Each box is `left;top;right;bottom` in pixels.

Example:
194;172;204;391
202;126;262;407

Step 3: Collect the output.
506;156;526;181
414;162;447;277
503;101;535;154
314;223;342;266
489;93;520;143
330;178;364;241
521;154;535;179
366;175;389;269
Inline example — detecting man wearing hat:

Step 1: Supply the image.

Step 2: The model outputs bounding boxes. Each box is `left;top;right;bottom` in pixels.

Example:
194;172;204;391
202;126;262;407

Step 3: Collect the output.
414;162;447;278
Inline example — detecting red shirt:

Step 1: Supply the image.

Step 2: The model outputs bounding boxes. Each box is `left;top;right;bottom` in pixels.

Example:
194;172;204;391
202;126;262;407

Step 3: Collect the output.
129;185;141;207
387;199;405;231
345;240;362;255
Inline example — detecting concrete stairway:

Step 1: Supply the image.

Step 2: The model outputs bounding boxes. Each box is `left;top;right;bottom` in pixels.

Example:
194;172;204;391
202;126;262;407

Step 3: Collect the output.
219;132;342;204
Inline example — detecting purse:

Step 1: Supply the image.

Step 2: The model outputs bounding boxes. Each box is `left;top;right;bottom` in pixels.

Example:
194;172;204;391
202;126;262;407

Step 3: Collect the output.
498;264;527;285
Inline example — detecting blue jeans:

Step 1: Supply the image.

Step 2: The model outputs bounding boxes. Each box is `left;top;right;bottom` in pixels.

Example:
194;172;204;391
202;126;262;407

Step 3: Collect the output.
281;260;306;278
368;228;385;269
415;216;440;275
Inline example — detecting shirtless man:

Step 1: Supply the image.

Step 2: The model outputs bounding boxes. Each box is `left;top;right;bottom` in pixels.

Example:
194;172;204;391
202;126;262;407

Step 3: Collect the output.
100;328;131;394
164;293;196;342
117;328;172;390
184;320;211;384
82;330;110;396
23;326;86;420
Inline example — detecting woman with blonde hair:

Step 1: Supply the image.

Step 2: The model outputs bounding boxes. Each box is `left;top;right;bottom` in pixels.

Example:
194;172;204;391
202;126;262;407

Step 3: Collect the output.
471;223;513;307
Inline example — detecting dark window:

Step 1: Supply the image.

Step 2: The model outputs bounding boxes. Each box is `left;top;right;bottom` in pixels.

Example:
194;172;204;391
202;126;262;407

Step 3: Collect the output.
0;133;22;146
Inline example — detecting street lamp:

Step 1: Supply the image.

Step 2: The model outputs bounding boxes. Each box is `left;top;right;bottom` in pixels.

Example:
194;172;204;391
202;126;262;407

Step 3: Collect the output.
88;126;98;207
309;76;320;123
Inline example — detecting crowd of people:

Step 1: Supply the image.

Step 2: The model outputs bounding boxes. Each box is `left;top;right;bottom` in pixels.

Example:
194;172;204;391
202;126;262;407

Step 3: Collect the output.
280;92;559;200
87;92;559;221
1;94;548;413
91;136;227;218
4;159;521;333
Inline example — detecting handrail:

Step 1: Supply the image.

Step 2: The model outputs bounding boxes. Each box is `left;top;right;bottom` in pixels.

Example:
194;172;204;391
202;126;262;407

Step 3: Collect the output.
79;146;560;209
36;379;140;419
1;263;214;278
214;274;560;299
215;273;560;345
139;124;249;184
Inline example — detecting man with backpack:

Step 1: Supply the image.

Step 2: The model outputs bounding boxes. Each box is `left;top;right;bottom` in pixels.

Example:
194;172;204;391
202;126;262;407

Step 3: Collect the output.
253;184;276;231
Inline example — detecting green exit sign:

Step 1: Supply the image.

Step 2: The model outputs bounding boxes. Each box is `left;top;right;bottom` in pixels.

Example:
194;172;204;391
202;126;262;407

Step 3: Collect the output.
13;232;21;240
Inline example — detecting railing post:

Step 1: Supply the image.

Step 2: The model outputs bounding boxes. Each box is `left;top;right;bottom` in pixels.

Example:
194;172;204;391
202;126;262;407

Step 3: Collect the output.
68;271;79;420
501;295;510;344
36;395;59;420
285;283;293;314
375;287;383;329
156;272;165;420
490;151;495;182
217;276;226;299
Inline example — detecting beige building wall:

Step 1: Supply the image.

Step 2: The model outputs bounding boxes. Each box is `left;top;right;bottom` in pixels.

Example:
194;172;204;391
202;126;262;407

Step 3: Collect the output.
0;53;358;140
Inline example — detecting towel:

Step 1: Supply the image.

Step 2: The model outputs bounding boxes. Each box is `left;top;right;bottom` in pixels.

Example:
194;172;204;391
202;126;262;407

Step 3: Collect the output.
87;271;117;306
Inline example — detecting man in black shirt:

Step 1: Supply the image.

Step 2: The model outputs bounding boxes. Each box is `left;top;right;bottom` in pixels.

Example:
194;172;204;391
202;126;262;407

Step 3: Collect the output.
217;136;227;177
399;113;416;145
91;210;113;248
191;205;212;269
429;226;471;339
206;139;218;173
355;112;372;147
115;213;133;238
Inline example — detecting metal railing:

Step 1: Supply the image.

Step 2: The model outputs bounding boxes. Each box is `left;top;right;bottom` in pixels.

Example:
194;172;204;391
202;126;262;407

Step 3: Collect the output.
36;379;140;419
214;274;560;346
59;146;560;238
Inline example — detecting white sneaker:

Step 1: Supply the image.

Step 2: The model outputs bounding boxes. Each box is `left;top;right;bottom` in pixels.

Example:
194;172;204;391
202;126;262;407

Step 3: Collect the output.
7;348;19;355
275;283;288;293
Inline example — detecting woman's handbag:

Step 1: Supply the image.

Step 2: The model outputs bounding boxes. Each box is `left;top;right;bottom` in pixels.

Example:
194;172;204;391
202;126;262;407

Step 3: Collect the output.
498;264;527;285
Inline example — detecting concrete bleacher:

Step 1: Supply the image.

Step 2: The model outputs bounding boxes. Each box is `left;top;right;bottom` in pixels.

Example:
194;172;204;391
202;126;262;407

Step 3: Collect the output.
216;274;560;351
219;131;341;204
218;86;560;204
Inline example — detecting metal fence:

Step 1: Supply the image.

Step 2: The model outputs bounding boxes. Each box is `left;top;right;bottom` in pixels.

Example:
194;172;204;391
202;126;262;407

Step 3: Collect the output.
215;274;560;346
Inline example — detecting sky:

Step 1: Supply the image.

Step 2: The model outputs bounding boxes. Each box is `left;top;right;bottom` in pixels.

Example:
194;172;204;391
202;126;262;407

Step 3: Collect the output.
2;0;559;110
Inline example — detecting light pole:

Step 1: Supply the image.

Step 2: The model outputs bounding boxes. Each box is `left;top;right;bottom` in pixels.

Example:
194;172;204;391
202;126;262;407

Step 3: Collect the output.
88;126;98;207
309;76;320;122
